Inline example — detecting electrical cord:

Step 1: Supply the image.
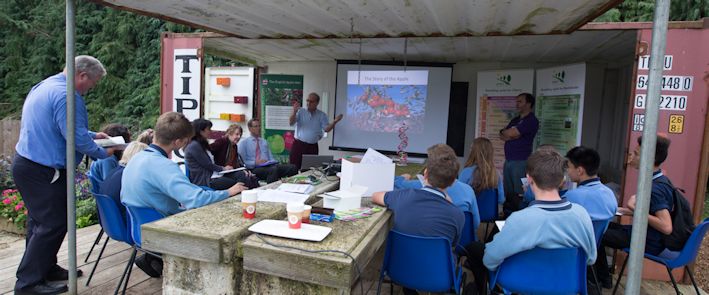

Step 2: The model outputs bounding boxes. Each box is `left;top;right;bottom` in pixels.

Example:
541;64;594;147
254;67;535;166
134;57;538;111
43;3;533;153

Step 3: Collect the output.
255;234;365;295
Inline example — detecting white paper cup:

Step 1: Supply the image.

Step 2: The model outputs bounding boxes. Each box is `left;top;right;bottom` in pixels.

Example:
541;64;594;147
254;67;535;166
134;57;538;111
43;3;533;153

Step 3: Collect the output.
241;190;259;219
287;202;304;229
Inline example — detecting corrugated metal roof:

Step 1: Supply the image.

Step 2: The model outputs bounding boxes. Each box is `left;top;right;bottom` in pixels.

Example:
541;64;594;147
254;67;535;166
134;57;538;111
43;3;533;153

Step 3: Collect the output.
200;30;636;66
95;0;622;38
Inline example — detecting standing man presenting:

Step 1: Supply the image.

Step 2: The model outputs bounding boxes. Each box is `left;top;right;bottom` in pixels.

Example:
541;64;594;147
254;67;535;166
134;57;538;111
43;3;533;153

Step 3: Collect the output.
499;93;539;215
12;56;115;294
289;92;343;170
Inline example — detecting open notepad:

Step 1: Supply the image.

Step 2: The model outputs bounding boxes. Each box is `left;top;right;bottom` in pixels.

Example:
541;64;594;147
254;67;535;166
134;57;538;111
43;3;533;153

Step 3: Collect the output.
218;167;247;175
93;136;127;149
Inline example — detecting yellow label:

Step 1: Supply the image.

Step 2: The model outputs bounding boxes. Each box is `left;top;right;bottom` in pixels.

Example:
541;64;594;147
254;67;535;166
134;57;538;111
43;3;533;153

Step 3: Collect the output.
668;115;684;134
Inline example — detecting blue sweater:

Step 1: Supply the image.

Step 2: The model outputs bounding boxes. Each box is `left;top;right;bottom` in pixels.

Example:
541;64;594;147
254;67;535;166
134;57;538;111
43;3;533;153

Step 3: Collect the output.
458;165;505;203
394;177;480;233
483;199;596;270
90;156;119;183
121;145;230;216
564;178;618;221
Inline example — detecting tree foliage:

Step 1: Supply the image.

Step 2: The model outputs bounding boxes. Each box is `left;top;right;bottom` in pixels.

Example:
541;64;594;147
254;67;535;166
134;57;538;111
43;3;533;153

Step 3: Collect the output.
596;0;708;22
0;0;197;132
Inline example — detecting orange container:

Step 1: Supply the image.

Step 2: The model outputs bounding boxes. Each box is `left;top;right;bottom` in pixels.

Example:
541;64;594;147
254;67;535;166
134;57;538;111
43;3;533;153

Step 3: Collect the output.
216;77;230;86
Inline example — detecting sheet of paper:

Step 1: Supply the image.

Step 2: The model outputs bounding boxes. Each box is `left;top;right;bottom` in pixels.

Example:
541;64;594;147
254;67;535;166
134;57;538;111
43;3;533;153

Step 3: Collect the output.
257;189;309;204
361;148;392;164
495;220;506;230
219;167;247;174
520;177;528;187
277;183;314;194
94;136;127;148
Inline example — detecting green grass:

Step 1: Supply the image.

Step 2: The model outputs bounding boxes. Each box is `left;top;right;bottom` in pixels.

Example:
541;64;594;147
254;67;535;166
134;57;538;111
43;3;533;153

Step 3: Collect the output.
704;190;709;220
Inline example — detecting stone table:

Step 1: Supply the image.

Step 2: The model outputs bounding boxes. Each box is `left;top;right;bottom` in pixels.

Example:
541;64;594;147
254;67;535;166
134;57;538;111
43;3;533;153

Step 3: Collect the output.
241;199;392;294
140;172;340;294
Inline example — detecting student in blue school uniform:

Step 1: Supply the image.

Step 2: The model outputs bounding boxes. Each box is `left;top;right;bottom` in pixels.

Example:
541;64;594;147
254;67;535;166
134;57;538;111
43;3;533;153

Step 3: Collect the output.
373;144;465;295
563;146;618;222
463;150;596;295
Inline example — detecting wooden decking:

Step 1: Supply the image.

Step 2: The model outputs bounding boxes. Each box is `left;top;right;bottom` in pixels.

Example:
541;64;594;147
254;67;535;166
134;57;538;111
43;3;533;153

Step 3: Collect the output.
0;225;161;295
0;225;705;294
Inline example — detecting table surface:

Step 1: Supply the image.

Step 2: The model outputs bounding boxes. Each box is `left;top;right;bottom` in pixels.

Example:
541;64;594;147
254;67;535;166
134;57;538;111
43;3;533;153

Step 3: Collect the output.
140;171;341;263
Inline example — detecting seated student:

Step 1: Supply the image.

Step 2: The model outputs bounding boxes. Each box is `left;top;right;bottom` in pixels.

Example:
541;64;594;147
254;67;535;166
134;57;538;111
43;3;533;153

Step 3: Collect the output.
100;141;148;221
210;124;260;188
135;128;154;145
238;119;298;183
463;150;596;294
595;135;674;288
395;172;480;233
121;112;248;277
517;144;567;210
89;123;131;184
373;144;465;295
185;119;258;190
459;137;505;204
564;146;618;221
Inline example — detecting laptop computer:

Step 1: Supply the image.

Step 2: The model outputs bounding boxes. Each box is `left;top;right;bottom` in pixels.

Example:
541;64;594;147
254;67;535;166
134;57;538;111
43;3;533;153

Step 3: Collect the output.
300;155;334;171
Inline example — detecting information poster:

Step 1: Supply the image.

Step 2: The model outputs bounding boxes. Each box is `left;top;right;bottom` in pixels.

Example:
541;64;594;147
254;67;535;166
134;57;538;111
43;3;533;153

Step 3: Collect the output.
476;69;534;170
535;63;586;153
260;74;303;163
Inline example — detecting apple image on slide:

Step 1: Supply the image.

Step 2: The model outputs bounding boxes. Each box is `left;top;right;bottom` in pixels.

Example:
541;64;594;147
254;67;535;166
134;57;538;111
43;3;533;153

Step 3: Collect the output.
349;85;425;133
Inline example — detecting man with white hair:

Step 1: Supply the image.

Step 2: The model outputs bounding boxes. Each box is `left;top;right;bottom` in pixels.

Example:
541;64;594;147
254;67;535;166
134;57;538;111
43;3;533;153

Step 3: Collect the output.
12;55;116;294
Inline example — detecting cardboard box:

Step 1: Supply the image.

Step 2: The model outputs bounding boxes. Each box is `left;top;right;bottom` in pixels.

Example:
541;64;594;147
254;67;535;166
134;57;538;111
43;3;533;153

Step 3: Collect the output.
322;185;368;211
339;158;394;196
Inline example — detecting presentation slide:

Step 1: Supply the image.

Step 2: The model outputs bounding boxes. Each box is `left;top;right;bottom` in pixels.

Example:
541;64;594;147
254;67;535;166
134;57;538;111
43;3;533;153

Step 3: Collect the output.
333;63;452;154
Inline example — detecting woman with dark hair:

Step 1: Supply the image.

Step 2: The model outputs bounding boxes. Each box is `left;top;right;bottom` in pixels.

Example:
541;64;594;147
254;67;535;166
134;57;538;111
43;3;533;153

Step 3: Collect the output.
185;119;259;190
89;123;131;184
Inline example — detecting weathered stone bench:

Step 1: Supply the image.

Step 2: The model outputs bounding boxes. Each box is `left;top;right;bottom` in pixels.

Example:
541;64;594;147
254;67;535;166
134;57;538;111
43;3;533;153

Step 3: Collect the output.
140;173;341;294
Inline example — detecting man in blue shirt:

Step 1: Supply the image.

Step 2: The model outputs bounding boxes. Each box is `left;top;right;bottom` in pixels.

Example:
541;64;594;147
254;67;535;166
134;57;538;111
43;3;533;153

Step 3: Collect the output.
121;112;247;277
238;119;297;183
373;144;465;295
595;135;674;288
463;150;596;294
288;93;343;170
12;56;116;294
499;93;539;215
564;146;618;222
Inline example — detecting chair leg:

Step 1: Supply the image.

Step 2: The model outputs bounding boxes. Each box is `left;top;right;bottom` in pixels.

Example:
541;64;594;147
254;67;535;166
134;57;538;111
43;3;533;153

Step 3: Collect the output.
85;236;110;286
611;255;629;295
85;229;104;263
376;276;383;295
114;248;137;295
484;223;491;241
590;267;602;295
666;266;681;295
685;266;701;295
122;252;137;295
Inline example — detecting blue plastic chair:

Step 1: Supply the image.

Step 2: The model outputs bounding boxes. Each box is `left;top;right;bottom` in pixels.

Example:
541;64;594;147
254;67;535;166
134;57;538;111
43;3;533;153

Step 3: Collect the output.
588;218;611;294
476;188;498;240
376;230;465;294
85;173;106;264
612;218;709;295
456;211;477;256
117;205;164;295
85;193;133;289
489;247;588;295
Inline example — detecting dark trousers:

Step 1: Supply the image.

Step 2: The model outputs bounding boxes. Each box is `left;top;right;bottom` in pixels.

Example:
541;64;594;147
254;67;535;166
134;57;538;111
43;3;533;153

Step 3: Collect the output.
463;241;488;295
12;155;68;289
289;139;319;170
595;222;632;284
252;164;298;183
209;171;260;190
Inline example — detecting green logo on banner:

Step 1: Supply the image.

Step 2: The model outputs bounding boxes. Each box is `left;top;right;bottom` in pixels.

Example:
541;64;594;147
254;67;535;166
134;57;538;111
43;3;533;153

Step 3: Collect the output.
497;74;512;86
553;70;566;83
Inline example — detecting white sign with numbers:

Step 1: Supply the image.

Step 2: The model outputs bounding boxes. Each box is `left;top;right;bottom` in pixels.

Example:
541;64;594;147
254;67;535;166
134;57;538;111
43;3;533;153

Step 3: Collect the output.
637;55;673;70
636;75;693;91
633;94;687;111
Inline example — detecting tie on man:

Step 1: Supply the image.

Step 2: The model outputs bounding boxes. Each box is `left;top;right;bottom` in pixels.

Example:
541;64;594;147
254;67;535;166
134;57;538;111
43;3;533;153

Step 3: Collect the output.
255;138;262;163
